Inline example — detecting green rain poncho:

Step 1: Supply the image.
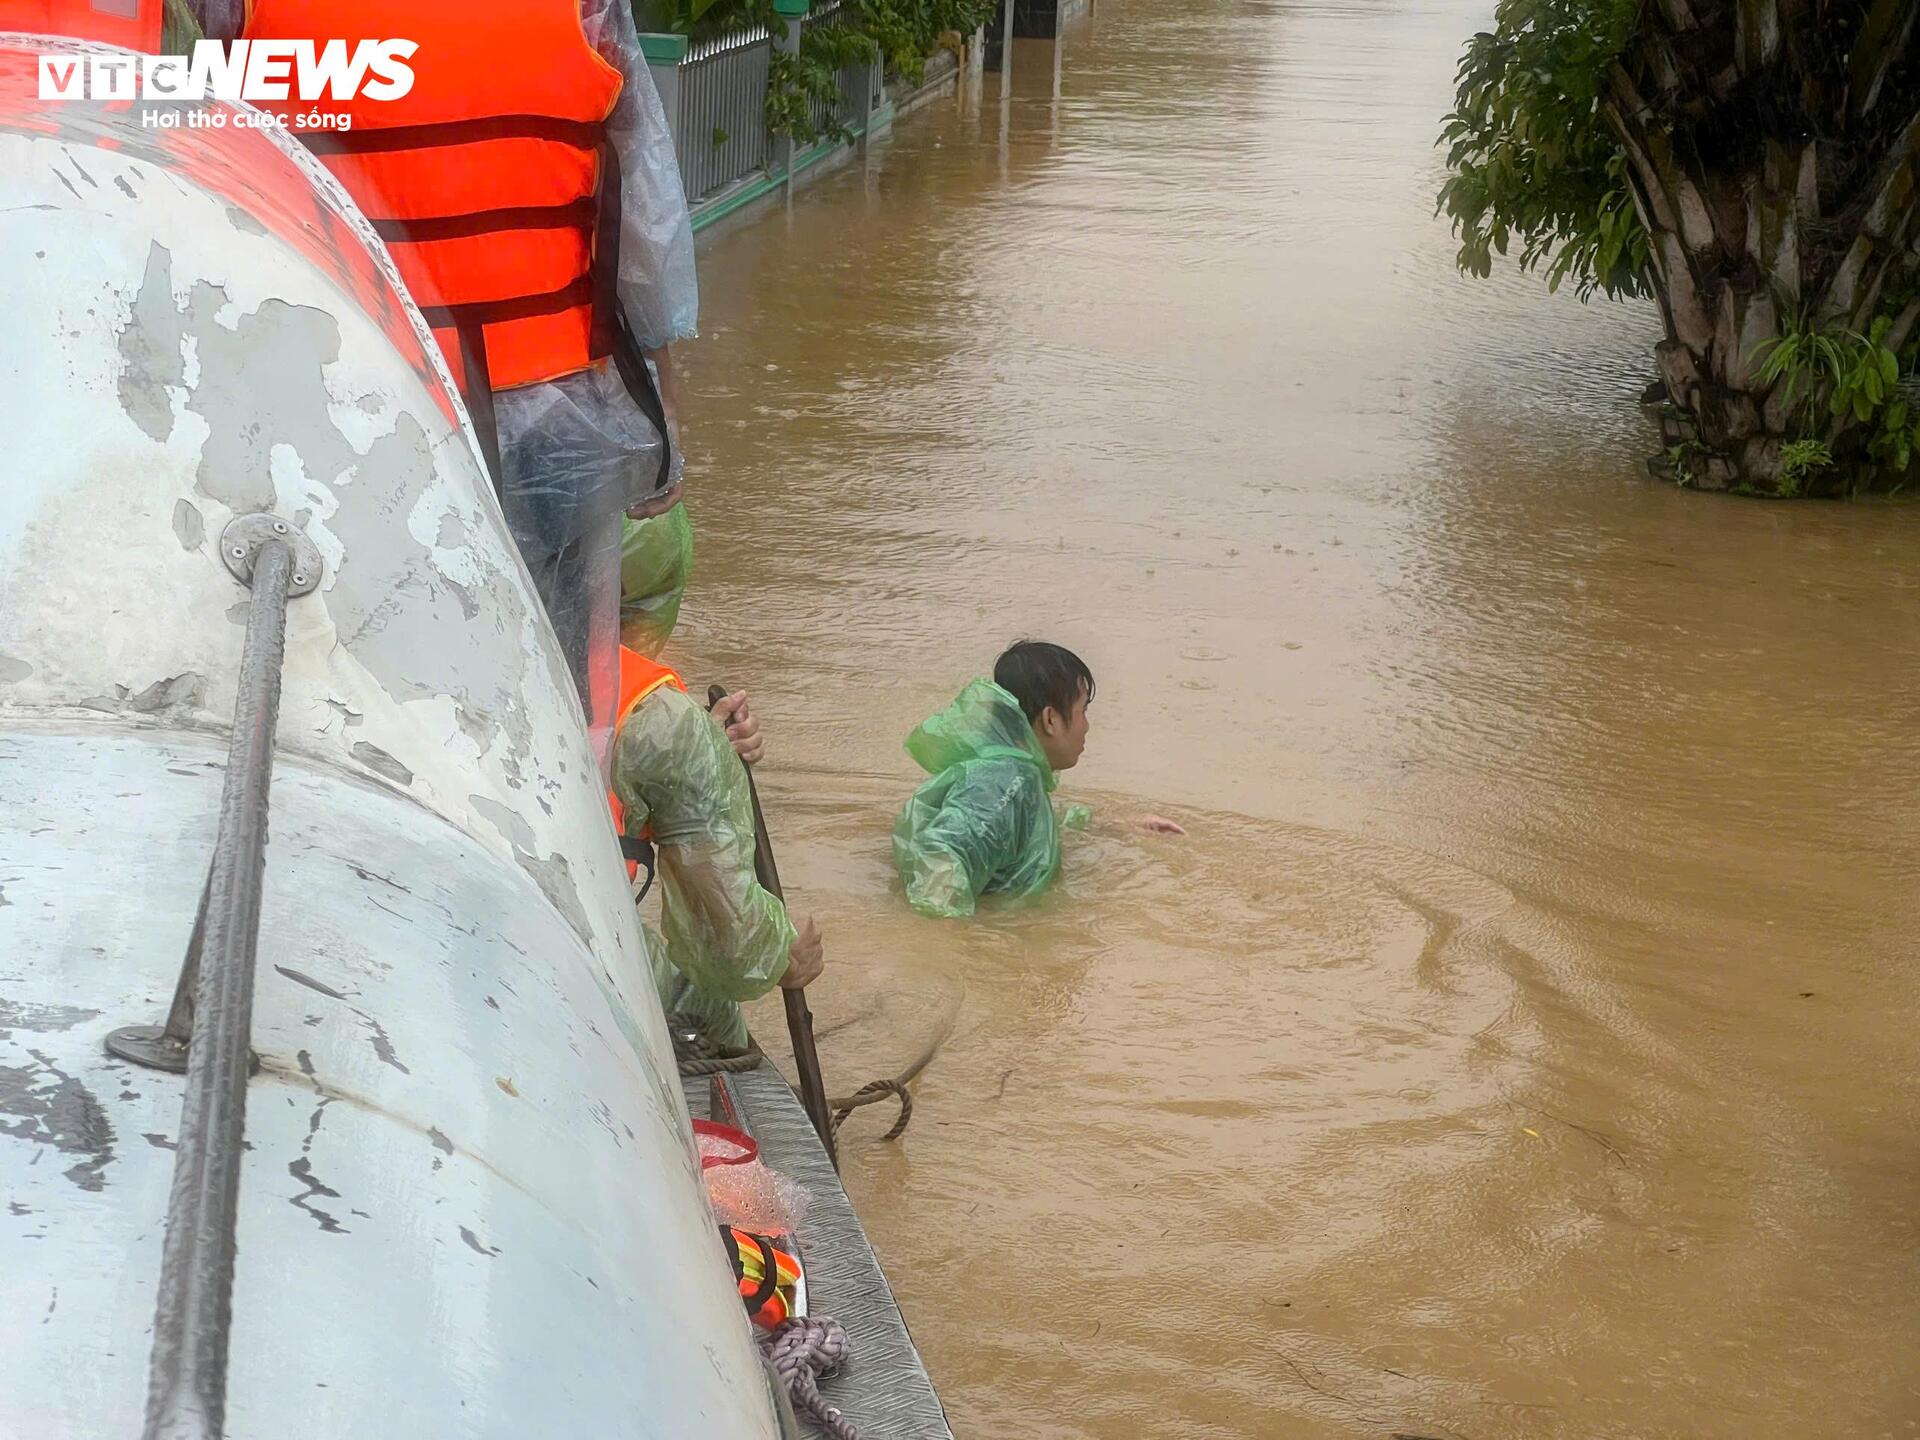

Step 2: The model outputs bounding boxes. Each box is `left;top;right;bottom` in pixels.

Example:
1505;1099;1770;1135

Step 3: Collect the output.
894;680;1088;918
612;505;791;1051
618;504;694;656
613;680;795;1051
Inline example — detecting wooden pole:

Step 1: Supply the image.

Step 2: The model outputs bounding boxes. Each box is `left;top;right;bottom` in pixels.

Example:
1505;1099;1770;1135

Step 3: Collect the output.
708;685;839;1167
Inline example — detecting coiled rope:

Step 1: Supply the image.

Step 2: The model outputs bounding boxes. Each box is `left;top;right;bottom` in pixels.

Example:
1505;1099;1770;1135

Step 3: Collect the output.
673;1030;765;1076
760;1315;858;1440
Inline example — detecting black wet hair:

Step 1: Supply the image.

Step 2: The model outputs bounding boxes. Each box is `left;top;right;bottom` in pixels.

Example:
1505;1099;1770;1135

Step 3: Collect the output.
994;640;1094;722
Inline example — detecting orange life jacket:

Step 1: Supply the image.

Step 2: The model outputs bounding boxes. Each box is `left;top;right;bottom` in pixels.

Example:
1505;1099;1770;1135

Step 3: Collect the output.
608;644;685;877
0;0;162;49
241;0;622;398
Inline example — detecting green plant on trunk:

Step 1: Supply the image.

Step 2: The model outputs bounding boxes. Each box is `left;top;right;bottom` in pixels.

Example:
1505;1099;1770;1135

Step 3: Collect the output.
1753;313;1920;485
1774;440;1835;499
1438;0;1920;497
1664;437;1708;487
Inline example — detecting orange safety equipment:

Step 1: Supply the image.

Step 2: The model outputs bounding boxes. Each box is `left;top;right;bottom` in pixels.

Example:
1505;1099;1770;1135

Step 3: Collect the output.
719;1227;802;1331
607;643;685;883
0;0;163;50
241;0;672;486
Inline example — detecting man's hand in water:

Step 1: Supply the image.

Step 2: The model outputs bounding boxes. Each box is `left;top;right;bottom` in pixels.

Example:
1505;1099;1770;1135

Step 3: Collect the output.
782;916;824;989
1137;814;1188;836
710;690;763;766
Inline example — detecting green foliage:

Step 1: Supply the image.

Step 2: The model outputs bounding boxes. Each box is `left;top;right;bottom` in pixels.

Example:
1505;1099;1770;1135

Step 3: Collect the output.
1754;313;1920;479
1436;0;1646;301
652;0;728;34
766;46;819;140
850;0;989;83
767;18;907;144
1774;440;1834;499
1664;439;1707;487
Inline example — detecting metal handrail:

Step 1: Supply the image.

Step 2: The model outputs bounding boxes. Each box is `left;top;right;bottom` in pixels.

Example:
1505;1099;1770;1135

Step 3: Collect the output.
142;534;291;1440
102;516;317;1440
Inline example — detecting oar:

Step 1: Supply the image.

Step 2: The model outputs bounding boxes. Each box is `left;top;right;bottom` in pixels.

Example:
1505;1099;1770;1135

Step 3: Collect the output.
709;684;839;1169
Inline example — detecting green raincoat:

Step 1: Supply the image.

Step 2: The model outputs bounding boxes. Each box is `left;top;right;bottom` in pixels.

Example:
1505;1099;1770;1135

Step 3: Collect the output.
894;679;1087;918
618;503;694;656
613;680;794;1051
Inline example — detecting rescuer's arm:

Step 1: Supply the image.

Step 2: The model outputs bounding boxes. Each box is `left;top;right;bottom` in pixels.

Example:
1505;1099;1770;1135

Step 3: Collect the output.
580;0;700;358
613;689;799;1003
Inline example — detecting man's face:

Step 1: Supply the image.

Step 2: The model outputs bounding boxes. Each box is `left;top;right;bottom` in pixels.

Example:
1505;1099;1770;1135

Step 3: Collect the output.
1035;686;1090;771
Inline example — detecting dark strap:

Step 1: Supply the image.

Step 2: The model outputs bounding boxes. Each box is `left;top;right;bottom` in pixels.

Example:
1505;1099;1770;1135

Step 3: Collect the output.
304;113;604;155
610;320;673;498
619;832;657;904
719;1227;782;1317
453;318;504;497
370;197;598;243
417;273;596;330
588;139;622;372
591;138;676;498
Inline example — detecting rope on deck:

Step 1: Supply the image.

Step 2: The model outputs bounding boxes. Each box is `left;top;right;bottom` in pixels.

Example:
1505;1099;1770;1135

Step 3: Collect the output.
674;1029;921;1140
761;1315;859;1440
673;1030;765;1076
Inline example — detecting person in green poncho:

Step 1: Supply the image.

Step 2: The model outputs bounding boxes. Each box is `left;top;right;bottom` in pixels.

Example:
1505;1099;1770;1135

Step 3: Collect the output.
894;641;1186;919
610;505;824;1052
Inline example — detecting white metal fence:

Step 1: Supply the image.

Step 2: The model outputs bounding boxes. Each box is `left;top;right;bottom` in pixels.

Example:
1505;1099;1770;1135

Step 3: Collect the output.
653;8;890;209
674;25;775;202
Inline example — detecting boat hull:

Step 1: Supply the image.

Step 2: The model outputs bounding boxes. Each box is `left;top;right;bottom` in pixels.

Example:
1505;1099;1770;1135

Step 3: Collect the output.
1;727;779;1437
0;35;780;1436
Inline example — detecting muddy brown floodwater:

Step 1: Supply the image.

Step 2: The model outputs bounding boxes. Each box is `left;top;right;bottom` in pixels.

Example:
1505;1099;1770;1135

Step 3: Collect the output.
661;0;1920;1434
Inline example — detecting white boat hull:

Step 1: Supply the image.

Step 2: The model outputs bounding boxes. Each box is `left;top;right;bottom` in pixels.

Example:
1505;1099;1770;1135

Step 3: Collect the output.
0;35;779;1437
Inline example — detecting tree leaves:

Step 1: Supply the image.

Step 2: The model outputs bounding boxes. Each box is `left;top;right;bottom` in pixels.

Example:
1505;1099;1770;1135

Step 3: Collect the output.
1435;0;1647;302
1439;0;1920;491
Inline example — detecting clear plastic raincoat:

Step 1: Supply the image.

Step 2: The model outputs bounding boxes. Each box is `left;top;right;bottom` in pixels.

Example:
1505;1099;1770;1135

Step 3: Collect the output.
611;660;793;1053
496;0;698;756
894;680;1077;918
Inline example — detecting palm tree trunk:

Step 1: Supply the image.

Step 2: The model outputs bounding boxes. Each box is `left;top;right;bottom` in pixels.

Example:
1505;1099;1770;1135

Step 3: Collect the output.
1603;0;1920;492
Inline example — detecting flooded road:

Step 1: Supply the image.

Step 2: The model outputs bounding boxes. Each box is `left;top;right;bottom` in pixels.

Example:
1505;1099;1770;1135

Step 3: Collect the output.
669;1;1920;1433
